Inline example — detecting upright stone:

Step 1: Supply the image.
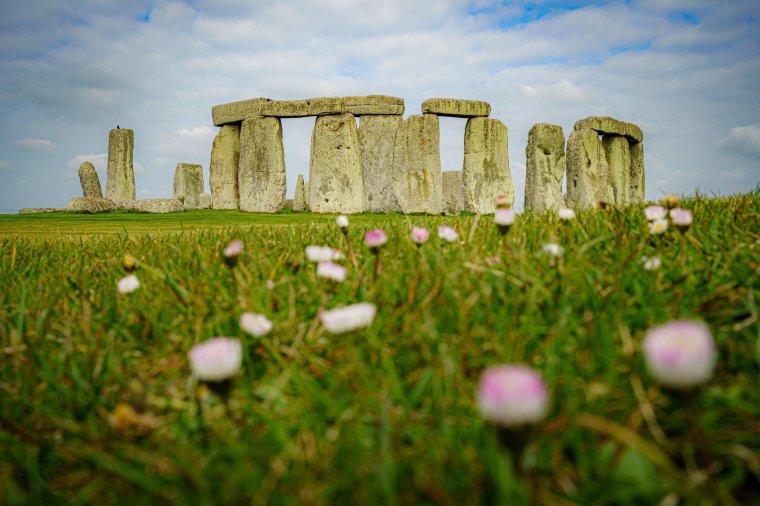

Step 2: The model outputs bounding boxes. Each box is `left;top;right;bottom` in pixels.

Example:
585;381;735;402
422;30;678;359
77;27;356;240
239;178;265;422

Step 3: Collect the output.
566;129;612;209
391;114;442;214
629;141;645;203
105;128;135;202
293;175;306;211
358;115;403;212
198;192;212;209
238;117;286;213
173;163;204;209
463;117;512;214
524;124;565;213
78;161;103;198
303;180;311;211
602;135;631;205
209;124;240;209
442;170;464;215
309;113;365;213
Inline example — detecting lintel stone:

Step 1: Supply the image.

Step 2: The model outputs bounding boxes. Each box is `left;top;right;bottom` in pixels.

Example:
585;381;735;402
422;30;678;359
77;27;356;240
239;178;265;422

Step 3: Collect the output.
344;95;404;115
573;116;643;143
212;98;271;126
260;97;345;118
421;98;491;118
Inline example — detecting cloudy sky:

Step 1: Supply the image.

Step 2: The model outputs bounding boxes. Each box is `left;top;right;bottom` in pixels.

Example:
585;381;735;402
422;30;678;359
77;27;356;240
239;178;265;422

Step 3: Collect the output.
0;0;758;212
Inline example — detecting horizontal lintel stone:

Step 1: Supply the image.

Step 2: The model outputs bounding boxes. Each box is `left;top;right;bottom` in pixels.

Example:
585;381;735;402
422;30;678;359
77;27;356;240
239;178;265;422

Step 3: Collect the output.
212;98;271;126
573;116;643;143
343;95;404;115
421;98;491;118
260;97;345;118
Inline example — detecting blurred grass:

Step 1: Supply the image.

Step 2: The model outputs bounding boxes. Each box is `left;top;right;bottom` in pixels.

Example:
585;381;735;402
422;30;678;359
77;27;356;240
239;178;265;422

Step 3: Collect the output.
1;191;759;505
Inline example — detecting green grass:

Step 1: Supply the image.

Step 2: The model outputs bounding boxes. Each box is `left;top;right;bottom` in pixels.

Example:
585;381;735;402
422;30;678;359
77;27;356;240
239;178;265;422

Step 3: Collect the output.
1;192;759;505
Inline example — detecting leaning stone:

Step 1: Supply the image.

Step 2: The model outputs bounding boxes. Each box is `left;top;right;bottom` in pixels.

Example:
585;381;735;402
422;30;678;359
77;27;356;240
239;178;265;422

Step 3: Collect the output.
629;141;645;203
602;135;631;205
524;124;565;213
442;171;464;215
391;114;442;214
573;116;643;143
105;128;136;202
212;98;270;126
173;163;204;209
260;97;345;118
309;113;365;213
67;197;115;213
19;208;64;214
293;175;306;211
358;115;403;212
134;199;184;213
209;124;240;209
463;117;512;214
344;95;404;115
421;98;491;118
198;192;212;209
566;129;612;209
238;117;286;213
78;161;103;198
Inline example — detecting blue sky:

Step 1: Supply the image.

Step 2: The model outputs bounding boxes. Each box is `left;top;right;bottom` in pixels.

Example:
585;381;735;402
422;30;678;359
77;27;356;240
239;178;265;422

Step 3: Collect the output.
0;0;758;212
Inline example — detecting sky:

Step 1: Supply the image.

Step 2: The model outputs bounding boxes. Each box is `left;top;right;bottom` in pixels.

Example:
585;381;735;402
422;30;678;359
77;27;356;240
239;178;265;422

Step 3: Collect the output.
0;0;758;212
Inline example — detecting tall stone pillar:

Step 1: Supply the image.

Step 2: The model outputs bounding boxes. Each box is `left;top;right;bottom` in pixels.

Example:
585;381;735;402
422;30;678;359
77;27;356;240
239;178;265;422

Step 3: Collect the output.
629;141;645;203
525;124;565;213
358;115;402;212
463;117;512;214
602;135;631;205
209;124;240;209
391;114;442;215
293;174;306;211
442;170;464;215
566;129;612;208
105;128;135;202
238;117;286;213
173;163;204;209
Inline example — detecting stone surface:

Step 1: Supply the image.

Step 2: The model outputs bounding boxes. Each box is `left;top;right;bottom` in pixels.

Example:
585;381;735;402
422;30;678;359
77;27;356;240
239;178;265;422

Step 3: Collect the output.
358;115;403;212
629;141;645;203
260;97;345;118
462;117;512;214
105;128;136;202
209;124;240;209
238;117;286;213
78;161;103;198
344;95;404;115
602;135;631;205
442;170;464;215
173;163;204;209
19;208;63;214
309;113;365;213
283;199;294;210
134;199;184;213
566;128;613;209
212;98;270;126
524;124;565;213
198;192;212;209
112;200;138;210
391;114;442;214
421;98;491;118
293;175;306;211
67;197;115;213
573;116;643;143
303;181;310;211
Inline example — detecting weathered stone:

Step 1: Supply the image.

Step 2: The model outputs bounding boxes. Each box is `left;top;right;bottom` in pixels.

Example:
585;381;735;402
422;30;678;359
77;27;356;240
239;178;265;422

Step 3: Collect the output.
421;98;491;118
261;97;345;118
391;114;442;214
78;161;103;198
303;180;311;211
134;199;184;213
442;170;464;215
344;95;404;115
105;128;135;202
209;124;240;209
573;116;643;143
18;208;63;214
524;124;565;213
462;117;512;214
309;113;365;213
293;175;306;211
67;197;115;213
173;163;204;209
358;115;403;212
283;199;294;210
112;200;138;211
629;141;645;203
212;98;270;126
602;135;631;205
238;117;286;213
566;129;613;209
198;192;212;209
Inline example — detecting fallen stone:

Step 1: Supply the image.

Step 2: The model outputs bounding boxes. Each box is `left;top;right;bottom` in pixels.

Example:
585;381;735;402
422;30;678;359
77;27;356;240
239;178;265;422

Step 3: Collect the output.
602;135;631;205
392;114;442;214
78;161;103;198
524;124;565;213
112;200;138;211
573;116;643;143
212;98;270;126
309;113;365;213
173;163;205;209
260;97;345;118
293;175;306;211
442;171;464;215
463;117;512;214
67;197;115;213
18;208;64;214
358;115;403;212
198;192;212;209
629;141;645;203
209;124;240;209
134;199;184;213
238;117;286;213
105;128;136;202
421;98;491;118
344;95;404;115
566;128;613;209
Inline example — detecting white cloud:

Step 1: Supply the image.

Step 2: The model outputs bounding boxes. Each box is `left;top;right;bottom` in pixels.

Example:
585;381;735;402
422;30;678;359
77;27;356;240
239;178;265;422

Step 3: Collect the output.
719;125;760;158
67;153;108;173
10;138;53;150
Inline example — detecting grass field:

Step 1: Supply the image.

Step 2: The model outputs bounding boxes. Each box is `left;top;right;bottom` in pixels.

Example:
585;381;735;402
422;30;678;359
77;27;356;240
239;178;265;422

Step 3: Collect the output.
1;192;759;505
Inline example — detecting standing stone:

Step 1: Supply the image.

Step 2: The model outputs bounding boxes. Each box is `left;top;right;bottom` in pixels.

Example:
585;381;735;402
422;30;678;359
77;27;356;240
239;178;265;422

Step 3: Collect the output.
524;124;565;213
309;113;365;214
238;117;286;213
293;175;306;211
442;170;464;215
391;114;442;215
209;124;240;209
566;129;612;209
358;115;403;212
105;128;135;202
78;161;103;198
173;163;204;209
303;180;311;211
602;135;631;205
198;192;212;209
462;117;512;214
629;142;645;204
